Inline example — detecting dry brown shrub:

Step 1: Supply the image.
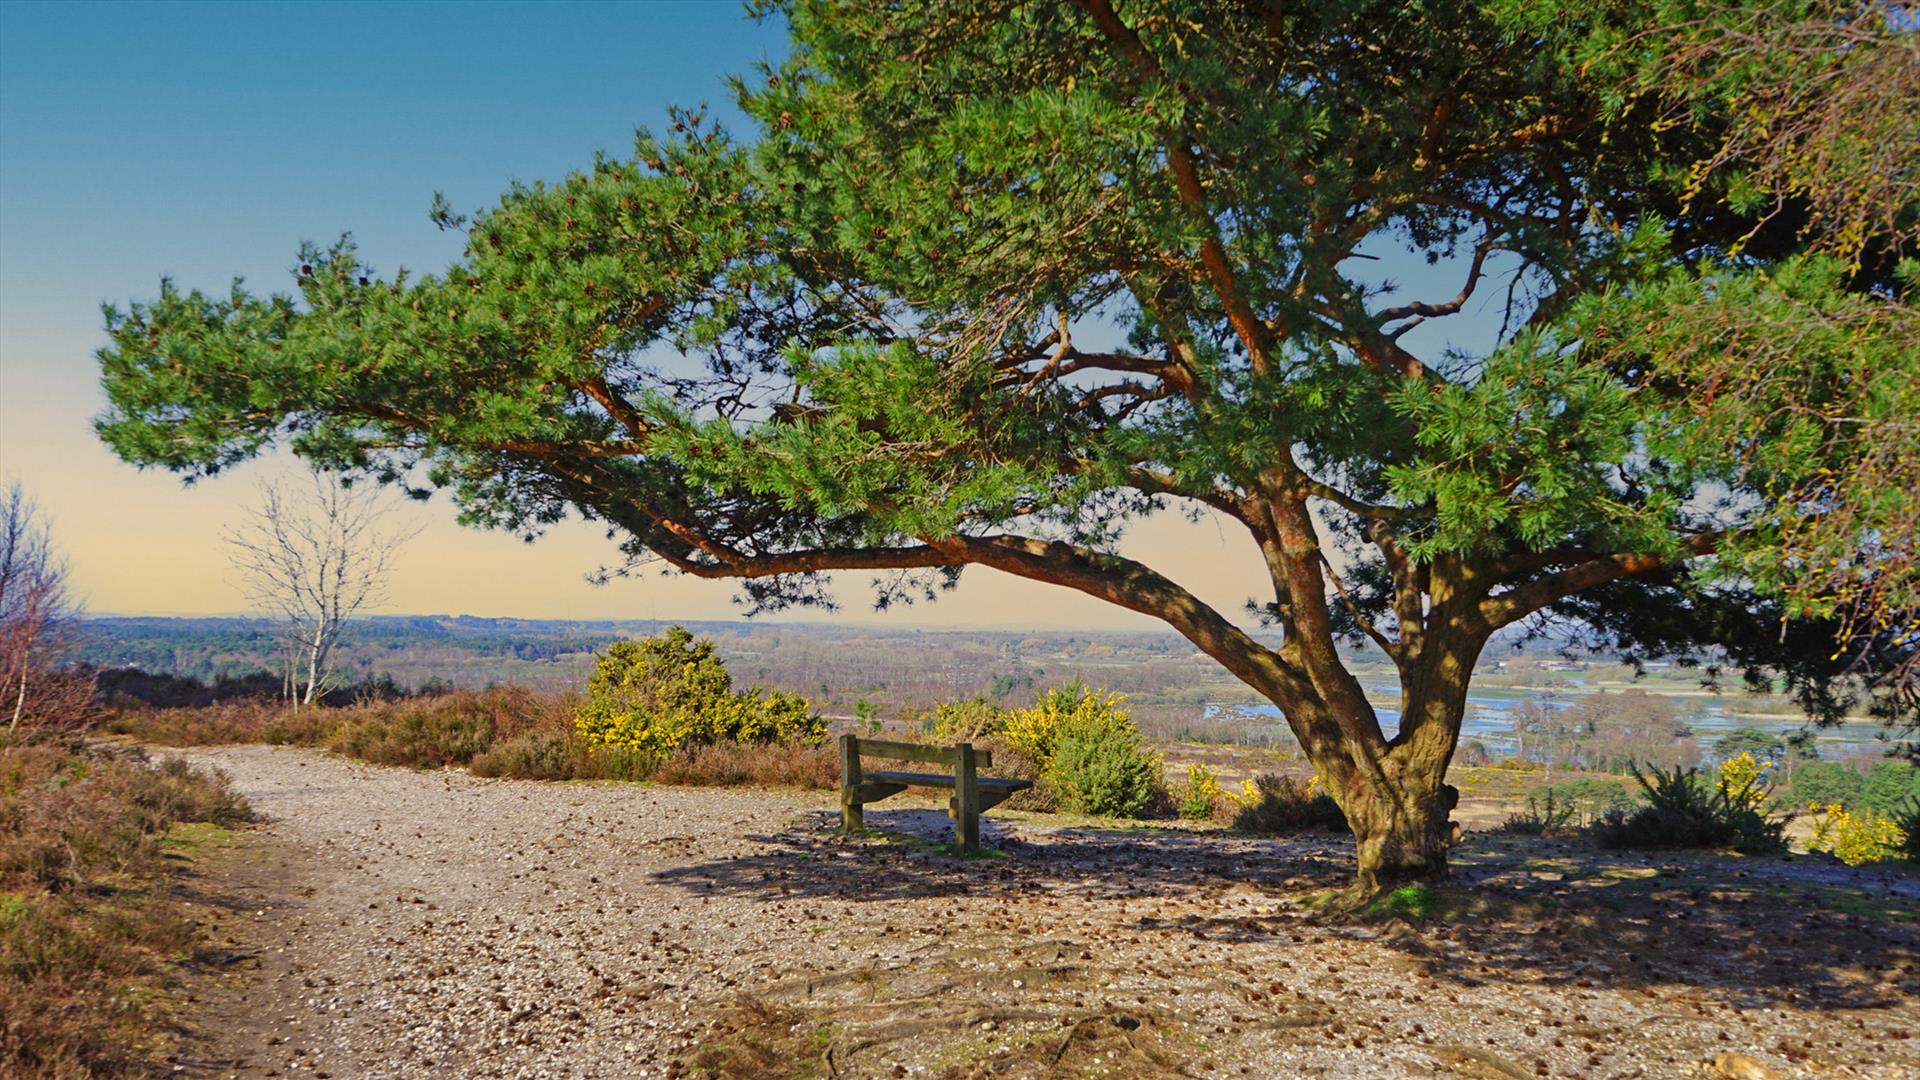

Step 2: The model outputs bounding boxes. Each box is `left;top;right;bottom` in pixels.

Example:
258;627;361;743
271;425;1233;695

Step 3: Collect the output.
108;699;298;746
652;739;838;790
0;740;252;1077
470;728;611;781
977;735;1056;812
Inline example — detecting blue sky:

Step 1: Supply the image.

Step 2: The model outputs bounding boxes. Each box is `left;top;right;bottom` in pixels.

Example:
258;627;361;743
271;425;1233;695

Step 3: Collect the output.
0;1;1494;625
1;1;783;330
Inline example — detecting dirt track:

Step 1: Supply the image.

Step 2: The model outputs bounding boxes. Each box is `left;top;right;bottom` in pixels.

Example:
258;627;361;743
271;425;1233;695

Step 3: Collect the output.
169;746;1920;1079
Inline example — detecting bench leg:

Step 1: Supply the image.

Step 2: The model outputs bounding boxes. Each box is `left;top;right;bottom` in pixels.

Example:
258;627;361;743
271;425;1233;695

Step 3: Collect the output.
840;734;864;832
955;743;979;852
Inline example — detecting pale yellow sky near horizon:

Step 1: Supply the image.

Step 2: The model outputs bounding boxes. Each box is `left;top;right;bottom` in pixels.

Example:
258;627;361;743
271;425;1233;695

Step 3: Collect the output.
0;320;1275;630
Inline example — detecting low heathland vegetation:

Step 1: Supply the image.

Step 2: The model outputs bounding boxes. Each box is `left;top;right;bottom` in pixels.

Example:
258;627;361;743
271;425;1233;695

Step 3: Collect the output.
0;739;253;1077
100;627;1920;871
109;628;846;792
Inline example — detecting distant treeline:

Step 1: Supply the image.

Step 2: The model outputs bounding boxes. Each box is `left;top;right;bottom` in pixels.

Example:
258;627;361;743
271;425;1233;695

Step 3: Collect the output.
74;615;625;682
75;615;1605;741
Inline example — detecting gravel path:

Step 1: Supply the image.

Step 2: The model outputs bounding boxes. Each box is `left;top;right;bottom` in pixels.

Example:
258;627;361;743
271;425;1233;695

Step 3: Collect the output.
170;746;1919;1080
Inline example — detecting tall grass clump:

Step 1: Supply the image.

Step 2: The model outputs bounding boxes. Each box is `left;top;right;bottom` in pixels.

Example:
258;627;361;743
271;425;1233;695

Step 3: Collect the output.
1;739;252;1076
1502;790;1579;835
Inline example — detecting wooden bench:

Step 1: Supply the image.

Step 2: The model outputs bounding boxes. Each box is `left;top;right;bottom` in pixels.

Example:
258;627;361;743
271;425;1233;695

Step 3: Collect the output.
838;734;1033;851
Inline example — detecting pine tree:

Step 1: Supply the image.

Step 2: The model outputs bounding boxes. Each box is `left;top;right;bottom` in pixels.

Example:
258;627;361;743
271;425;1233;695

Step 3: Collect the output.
94;0;1916;900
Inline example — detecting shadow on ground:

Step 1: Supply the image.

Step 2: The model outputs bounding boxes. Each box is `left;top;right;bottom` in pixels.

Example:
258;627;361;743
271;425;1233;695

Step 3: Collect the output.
654;805;1920;1019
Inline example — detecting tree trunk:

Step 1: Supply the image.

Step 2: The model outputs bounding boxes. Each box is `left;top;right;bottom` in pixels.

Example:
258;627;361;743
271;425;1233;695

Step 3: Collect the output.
302;627;324;706
1341;772;1458;900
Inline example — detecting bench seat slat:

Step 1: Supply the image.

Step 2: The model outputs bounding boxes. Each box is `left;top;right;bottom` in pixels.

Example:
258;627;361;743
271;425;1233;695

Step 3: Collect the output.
854;739;993;768
864;770;1032;792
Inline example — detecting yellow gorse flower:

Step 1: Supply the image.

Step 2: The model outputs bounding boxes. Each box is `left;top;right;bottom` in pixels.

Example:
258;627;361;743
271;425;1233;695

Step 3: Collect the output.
1808;802;1906;866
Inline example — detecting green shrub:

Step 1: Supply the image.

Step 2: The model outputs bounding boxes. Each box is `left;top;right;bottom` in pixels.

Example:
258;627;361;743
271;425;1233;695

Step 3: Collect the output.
1041;694;1161;818
1002;683;1126;770
1782;760;1864;811
1807;802;1906;865
1229;773;1348;834
574;627;822;753
1595;764;1788;854
922;697;1007;742
1863;760;1920;817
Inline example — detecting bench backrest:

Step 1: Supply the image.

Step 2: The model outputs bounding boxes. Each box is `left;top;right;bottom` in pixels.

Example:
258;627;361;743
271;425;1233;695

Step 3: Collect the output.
849;736;993;769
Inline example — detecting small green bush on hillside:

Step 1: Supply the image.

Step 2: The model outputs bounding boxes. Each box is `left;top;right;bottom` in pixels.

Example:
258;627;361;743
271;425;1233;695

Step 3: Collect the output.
1781;760;1865;811
1004;684;1160;817
574;627;822;754
922;697;1007;742
1049;715;1162;818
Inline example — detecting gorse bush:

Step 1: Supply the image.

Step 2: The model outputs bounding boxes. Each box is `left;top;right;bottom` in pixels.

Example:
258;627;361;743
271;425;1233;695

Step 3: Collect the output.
1714;751;1773;811
1228;773;1348;835
1177;763;1223;820
1001;683;1125;767
575;627;821;754
1595;763;1789;854
1807;802;1906;866
1048;710;1163;818
1000;684;1159;817
922;697;1007;743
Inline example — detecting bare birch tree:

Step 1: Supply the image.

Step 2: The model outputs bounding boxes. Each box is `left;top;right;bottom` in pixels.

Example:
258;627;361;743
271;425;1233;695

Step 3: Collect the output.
1;483;90;735
227;473;413;707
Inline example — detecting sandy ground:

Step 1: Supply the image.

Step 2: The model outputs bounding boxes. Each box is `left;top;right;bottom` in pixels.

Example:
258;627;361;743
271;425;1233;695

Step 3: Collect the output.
164;745;1920;1080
